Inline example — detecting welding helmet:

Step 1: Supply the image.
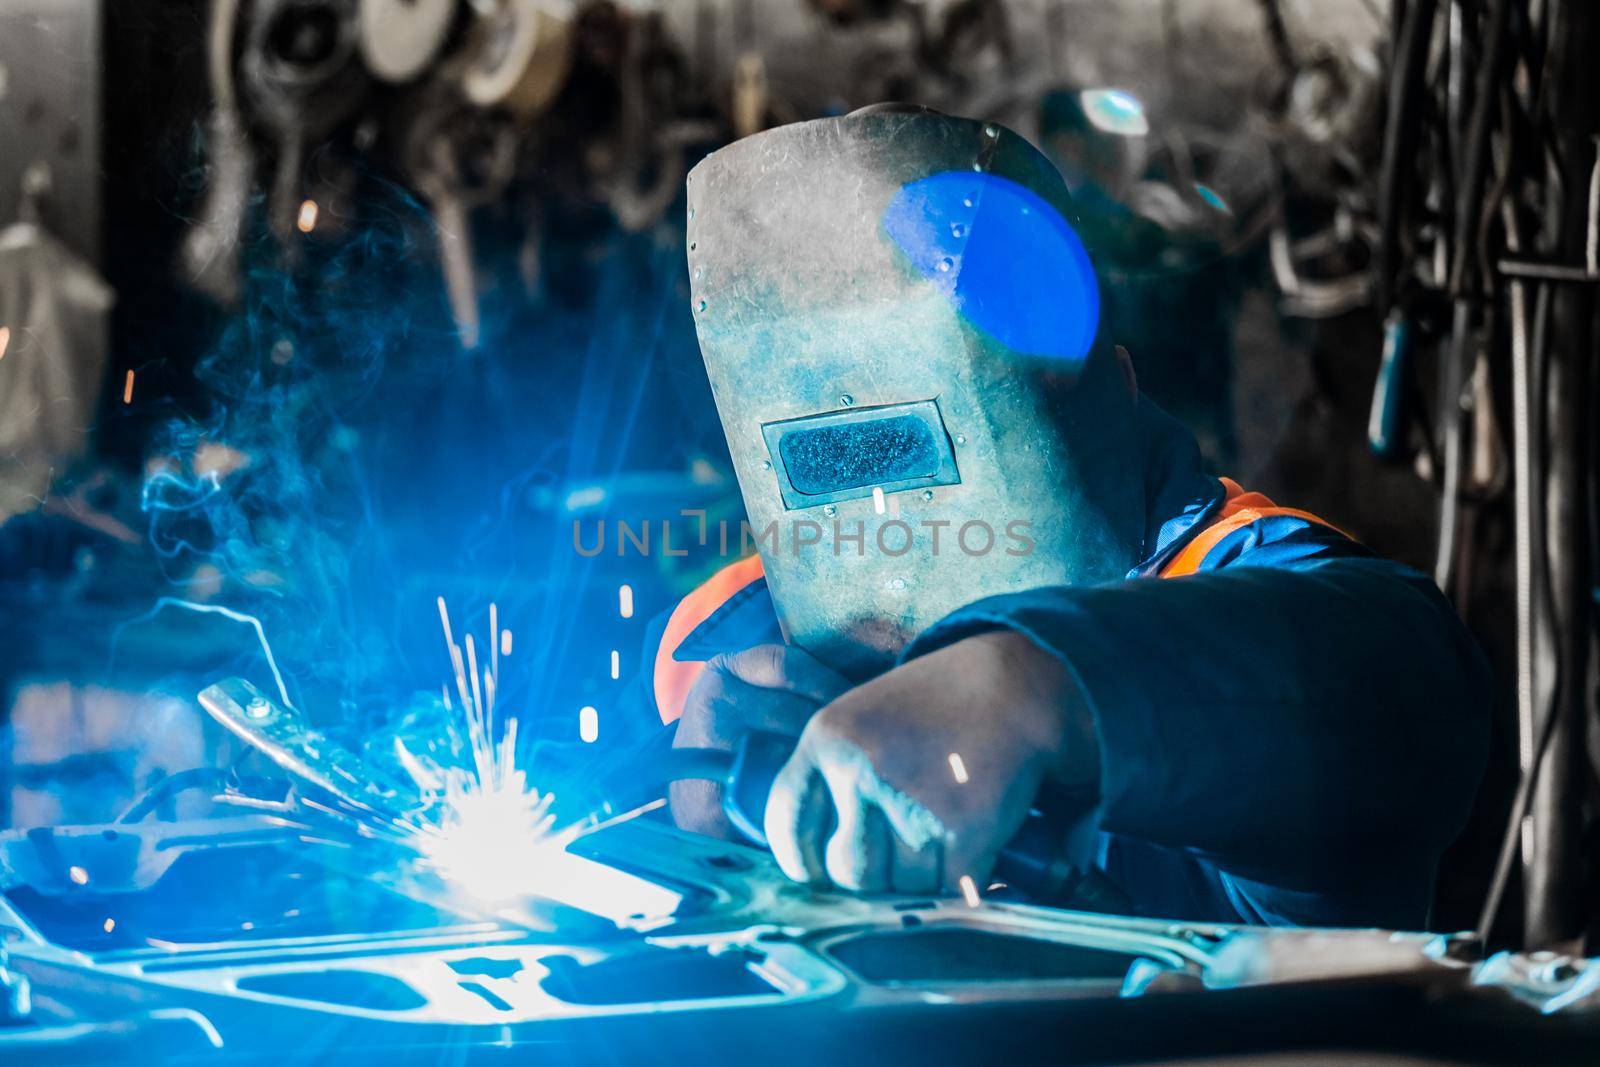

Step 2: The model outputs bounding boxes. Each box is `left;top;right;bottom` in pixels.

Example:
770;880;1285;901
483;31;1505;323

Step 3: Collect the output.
686;106;1143;679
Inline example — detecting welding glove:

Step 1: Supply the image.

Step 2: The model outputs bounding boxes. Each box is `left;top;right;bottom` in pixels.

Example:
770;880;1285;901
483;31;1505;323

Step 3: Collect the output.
671;643;851;839
764;631;1098;896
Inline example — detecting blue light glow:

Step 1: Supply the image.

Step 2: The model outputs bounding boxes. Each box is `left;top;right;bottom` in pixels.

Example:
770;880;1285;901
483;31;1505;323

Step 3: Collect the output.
882;171;1101;367
563;485;609;512
403;754;680;924
1080;89;1150;137
116;175;692;771
1194;183;1232;215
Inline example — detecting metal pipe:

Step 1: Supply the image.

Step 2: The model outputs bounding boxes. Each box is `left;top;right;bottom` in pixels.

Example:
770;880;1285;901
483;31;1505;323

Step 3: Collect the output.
1435;0;1514;593
1524;8;1598;941
1374;0;1440;312
1447;0;1514;300
1499;259;1600;282
1500;196;1543;899
1434;302;1475;592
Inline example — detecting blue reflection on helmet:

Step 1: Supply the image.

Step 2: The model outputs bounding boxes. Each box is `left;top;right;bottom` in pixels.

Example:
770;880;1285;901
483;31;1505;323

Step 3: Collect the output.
882;171;1100;367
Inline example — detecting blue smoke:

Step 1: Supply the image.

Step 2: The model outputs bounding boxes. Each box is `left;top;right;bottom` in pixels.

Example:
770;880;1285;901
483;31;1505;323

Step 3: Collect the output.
133;172;713;777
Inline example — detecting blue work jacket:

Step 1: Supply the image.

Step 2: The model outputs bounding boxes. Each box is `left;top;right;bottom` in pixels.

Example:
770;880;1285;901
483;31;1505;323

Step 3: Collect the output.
633;399;1492;929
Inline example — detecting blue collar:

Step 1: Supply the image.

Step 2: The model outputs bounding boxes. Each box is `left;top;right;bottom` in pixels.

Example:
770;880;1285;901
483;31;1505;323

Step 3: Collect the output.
1129;398;1226;577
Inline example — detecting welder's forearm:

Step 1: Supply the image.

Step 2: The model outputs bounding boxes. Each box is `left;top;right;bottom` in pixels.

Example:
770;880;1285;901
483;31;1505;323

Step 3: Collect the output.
981;629;1102;790
906;558;1493;889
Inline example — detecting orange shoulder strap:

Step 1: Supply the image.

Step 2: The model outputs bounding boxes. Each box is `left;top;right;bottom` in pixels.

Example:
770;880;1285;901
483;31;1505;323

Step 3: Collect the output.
655;483;1341;720
1158;478;1345;578
653;554;767;725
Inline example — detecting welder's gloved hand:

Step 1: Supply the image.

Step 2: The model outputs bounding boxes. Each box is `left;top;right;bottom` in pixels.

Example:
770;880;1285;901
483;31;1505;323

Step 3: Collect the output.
671;644;851;839
764;631;1098;896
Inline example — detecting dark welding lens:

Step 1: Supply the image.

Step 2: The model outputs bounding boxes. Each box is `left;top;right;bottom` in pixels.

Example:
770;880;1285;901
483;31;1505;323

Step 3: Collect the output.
761;399;961;509
780;415;940;496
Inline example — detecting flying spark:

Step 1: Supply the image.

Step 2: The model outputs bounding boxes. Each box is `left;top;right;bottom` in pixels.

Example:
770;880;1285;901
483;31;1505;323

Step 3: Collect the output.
123;369;135;404
618;584;634;618
187;596;671;920
959;874;981;908
398;598;584;903
297;199;319;233
948;752;969;784
391;601;667;918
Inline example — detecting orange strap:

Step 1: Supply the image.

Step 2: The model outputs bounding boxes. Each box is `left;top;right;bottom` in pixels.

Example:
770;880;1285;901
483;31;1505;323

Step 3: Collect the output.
1158;477;1345;578
653;481;1342;721
653;553;767;725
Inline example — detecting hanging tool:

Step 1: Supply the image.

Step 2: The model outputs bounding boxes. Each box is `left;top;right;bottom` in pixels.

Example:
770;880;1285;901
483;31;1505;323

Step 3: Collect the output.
456;0;575;119
239;0;371;242
182;0;253;305
1367;312;1413;460
357;0;460;83
401;101;519;349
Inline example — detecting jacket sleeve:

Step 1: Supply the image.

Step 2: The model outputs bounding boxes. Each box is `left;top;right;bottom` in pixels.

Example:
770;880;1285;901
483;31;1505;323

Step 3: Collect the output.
903;521;1493;926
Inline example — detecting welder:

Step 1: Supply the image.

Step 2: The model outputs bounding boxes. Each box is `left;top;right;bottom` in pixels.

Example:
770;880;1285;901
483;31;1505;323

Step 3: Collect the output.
636;106;1491;929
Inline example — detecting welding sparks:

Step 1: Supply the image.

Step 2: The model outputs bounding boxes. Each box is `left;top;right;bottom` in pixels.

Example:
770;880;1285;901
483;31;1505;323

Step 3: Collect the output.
410;763;575;903
490;603;500;686
297;199;319;233
433;597;502;791
400;599;592;904
396;600;667;918
203;597;672;920
123;369;135;404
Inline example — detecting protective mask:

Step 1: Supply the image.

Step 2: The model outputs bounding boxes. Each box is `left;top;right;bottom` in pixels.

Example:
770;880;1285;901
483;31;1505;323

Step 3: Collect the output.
687;106;1143;678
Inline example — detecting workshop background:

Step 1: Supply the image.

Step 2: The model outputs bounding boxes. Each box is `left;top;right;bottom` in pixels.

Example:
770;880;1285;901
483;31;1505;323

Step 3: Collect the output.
0;0;1595;954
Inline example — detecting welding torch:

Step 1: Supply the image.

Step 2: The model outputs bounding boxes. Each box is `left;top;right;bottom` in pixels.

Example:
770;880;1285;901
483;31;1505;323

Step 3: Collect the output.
637;729;1128;911
198;676;1122;911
